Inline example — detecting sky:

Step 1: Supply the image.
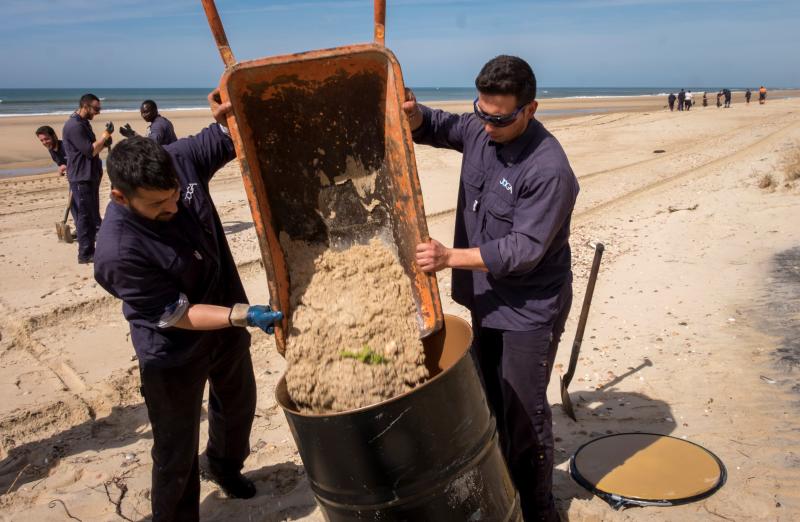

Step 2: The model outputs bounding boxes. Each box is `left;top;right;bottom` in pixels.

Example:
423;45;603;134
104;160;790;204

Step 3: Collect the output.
1;0;798;88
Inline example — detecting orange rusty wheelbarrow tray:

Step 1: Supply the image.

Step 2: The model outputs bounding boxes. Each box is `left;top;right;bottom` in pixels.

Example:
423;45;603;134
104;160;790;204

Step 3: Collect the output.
202;0;443;354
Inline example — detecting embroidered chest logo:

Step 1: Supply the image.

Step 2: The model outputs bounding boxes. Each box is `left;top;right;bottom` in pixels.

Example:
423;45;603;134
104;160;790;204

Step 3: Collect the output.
500;178;513;194
184;183;198;202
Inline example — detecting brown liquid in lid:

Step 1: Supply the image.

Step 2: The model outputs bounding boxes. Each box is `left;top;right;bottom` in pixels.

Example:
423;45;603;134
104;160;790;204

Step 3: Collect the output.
574;433;724;500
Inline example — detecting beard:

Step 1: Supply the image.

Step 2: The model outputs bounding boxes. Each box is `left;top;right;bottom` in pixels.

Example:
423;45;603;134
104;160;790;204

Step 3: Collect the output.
154;211;177;222
129;204;177;222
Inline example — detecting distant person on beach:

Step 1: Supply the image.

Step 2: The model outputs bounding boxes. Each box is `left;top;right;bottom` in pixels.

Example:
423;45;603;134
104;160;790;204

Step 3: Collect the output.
723;88;732;108
745;89;752;104
702;92;708;107
94;89;283;522
677;89;686;111
406;55;578;522
120;100;177;146
62;94;114;264
668;92;676;111
717;91;723;108
759;86;767;104
685;90;693;111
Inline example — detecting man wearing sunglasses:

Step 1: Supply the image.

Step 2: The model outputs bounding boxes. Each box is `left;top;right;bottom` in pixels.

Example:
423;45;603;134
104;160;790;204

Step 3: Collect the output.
62;93;114;264
408;55;578;522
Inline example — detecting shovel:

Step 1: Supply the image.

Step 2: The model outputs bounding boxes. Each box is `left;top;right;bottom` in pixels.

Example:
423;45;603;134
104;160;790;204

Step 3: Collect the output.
561;242;604;421
55;190;73;244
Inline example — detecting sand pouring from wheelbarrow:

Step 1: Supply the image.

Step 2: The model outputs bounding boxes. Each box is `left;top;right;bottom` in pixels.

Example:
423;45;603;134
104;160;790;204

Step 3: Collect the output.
200;0;443;354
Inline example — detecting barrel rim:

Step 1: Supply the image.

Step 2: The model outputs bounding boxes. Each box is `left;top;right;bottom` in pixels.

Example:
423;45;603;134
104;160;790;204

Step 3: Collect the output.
275;314;473;418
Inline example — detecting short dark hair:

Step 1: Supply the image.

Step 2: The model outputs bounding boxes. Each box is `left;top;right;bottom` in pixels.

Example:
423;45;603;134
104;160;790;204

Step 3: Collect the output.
35;125;57;139
106;136;179;197
141;99;157;111
79;93;100;108
475;55;537;106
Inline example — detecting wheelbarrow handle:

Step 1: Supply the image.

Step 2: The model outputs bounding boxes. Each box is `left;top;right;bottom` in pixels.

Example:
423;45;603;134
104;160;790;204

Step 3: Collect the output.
562;242;604;387
374;0;386;45
202;0;387;66
201;0;236;67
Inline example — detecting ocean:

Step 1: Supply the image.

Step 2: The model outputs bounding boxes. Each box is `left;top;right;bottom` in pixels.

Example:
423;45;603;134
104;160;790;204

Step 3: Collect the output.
0;87;761;117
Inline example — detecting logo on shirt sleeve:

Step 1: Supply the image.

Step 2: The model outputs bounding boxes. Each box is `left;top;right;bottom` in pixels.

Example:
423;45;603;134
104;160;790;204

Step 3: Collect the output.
500;178;513;194
184;182;198;202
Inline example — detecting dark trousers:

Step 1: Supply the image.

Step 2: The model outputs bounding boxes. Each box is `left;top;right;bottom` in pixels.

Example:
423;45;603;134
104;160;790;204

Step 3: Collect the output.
69;177;101;261
471;287;572;522
139;330;256;522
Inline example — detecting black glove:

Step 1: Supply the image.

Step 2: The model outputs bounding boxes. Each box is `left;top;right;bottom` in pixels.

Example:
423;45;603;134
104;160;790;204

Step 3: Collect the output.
120;123;137;138
104;136;113;148
105;121;115;134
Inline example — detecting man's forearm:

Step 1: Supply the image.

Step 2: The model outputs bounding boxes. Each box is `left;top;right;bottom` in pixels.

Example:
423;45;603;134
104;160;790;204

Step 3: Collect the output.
174;304;232;330
448;247;489;272
416;239;488;273
92;132;111;156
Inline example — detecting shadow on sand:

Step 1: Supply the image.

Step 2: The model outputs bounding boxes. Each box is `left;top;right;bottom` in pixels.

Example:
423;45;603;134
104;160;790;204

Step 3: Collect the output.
551;359;678;519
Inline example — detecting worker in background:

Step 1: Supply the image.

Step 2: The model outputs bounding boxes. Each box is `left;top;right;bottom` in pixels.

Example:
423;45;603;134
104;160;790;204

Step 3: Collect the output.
36;125;77;227
62;94;114;264
120;99;178;146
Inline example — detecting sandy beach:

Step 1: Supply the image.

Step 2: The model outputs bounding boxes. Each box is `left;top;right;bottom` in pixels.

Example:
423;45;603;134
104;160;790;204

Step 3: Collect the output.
1;94;799;521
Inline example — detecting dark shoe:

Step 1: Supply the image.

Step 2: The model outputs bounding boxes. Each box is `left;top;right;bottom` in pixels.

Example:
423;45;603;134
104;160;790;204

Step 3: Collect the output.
199;456;256;499
78;256;93;264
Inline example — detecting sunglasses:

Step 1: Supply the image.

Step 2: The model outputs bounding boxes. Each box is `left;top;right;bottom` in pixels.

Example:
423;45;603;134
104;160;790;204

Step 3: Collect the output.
473;97;526;127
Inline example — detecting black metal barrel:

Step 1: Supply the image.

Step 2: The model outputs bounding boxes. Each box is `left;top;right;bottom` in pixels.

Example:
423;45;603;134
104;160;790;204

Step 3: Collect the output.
276;314;521;521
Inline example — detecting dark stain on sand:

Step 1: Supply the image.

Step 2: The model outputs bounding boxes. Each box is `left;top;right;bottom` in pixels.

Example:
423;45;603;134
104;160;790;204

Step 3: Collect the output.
765;246;800;385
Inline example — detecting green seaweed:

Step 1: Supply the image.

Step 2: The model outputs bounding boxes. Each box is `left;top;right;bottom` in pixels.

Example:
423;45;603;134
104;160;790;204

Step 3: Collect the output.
341;345;388;365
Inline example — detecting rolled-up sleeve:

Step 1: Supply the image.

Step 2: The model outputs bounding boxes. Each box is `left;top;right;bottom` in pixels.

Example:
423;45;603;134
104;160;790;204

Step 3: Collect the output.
479;169;576;278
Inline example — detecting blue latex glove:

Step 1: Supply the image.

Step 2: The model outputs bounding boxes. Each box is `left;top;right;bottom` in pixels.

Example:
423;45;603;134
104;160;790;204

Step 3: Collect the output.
246;305;283;334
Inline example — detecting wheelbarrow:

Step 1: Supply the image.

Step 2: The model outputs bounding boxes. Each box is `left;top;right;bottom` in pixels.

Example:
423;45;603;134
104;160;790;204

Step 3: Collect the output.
201;0;443;354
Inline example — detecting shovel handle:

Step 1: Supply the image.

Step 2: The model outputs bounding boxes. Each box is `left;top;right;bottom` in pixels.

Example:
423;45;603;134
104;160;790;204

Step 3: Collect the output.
201;0;236;68
63;189;72;223
562;243;604;387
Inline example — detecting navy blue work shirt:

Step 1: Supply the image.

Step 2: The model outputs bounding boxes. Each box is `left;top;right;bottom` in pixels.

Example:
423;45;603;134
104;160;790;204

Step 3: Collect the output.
147;114;178;146
62;113;103;183
94;124;249;367
49;140;67;167
413;106;579;331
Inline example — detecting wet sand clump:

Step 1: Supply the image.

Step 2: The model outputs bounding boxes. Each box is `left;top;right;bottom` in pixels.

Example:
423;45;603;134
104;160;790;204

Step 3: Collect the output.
281;236;429;414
